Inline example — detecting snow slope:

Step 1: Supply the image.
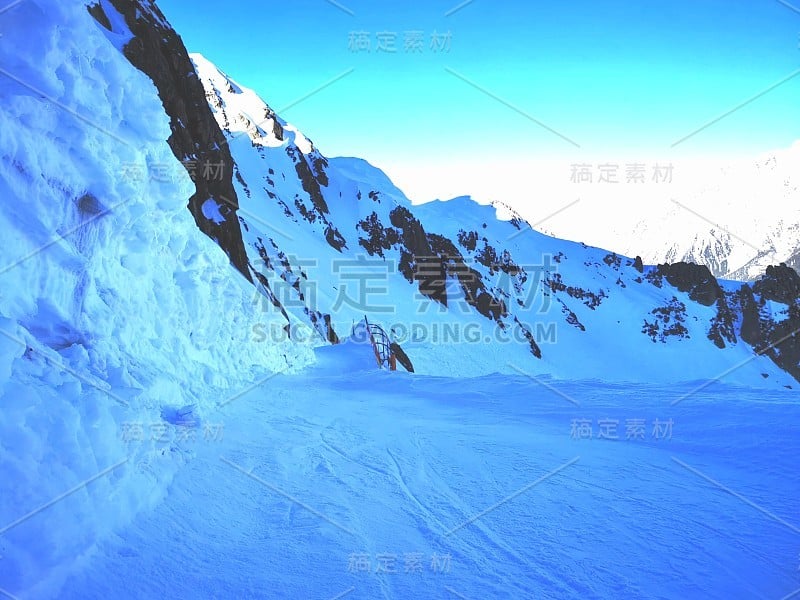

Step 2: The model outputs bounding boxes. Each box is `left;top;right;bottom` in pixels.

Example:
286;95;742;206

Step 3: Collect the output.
0;1;311;595
189;54;798;388
61;342;800;599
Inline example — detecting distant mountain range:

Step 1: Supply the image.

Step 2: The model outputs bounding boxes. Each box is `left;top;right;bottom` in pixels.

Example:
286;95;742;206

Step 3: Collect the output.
536;143;800;281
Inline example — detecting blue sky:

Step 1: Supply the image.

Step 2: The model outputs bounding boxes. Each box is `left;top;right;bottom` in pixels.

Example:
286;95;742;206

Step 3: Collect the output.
159;0;799;200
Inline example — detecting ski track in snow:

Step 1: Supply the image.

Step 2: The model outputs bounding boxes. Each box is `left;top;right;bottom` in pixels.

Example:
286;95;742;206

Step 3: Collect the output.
57;351;800;600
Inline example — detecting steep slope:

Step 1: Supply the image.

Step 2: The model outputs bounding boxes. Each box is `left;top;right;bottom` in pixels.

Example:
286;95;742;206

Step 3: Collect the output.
89;0;253;280
0;1;311;596
187;52;799;387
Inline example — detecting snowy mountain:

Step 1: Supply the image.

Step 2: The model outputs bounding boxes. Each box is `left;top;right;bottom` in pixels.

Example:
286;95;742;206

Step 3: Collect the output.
0;0;799;597
183;50;800;387
536;143;800;281
630;145;800;281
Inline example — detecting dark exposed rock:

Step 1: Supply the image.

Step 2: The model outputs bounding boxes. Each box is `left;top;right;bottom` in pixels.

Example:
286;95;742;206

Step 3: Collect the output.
306;310;339;344
644;268;663;288
389;207;446;305
271;118;284;141
547;273;605;310
737;284;762;346
473;291;505;321
708;296;737;349
288;146;329;214
87;2;111;30
654;262;722;306
325;225;347;252
603;253;622;269
312;155;329;186
428;233;506;320
558;300;585;331
294;198;316;223
76;192;105;216
474;242;521;276
642;297;689;343
389;206;431;256
735;268;800;382
512;316;542;358
633;256;644;273
94;0;252;280
357;212;399;258
753;263;800;305
457;229;479;252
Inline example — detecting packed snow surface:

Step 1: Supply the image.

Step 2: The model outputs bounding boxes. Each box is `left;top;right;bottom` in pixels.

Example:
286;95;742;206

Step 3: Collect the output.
50;341;800;600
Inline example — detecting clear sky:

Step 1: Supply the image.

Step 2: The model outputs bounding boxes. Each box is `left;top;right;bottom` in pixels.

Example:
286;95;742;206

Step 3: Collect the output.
158;0;800;203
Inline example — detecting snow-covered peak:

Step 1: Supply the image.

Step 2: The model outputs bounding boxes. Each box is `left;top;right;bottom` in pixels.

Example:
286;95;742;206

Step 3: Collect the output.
534;141;800;281
190;52;315;154
184;53;800;390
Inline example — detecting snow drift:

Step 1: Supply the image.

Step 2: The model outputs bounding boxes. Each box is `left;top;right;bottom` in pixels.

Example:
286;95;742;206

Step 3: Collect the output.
0;1;311;595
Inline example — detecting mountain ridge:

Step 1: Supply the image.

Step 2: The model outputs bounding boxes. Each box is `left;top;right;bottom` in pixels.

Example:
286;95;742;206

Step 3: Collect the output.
83;0;800;386
94;2;799;386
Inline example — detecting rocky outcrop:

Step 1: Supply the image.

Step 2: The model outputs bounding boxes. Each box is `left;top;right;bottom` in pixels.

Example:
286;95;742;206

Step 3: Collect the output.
737;284;762;346
753;263;800;305
642;297;690;343
644;260;797;376
389;207;446;305
707;296;738;349
89;0;252;280
357;212;399;258
736;265;800;382
288;145;330;215
654;262;722;307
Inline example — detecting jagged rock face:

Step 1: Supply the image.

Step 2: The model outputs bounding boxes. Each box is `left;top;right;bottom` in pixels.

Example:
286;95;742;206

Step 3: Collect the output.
388;207;447;305
754;264;800;305
89;0;252;280
737;285;762;346
428;233;507;321
633;255;644;273
738;264;800;381
766;310;800;383
707;296;738;349
654;262;722;307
